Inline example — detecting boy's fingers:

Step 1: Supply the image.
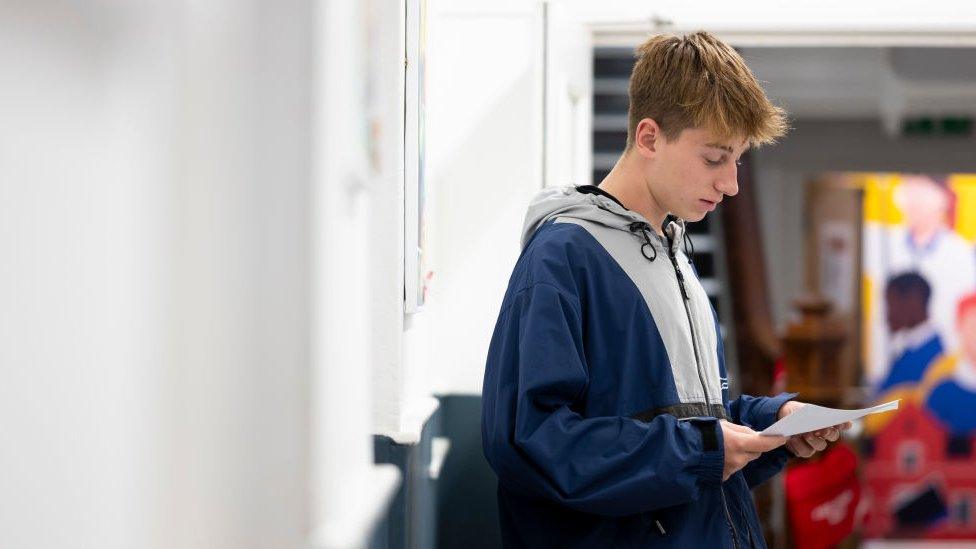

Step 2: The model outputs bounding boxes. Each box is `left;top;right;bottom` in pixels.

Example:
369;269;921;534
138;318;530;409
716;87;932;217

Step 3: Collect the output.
795;436;818;455
812;427;840;441
788;438;814;458
808;422;851;440
745;434;787;452
803;433;828;452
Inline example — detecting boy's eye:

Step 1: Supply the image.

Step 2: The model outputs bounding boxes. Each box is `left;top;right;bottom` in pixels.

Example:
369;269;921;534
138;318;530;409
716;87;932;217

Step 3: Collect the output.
705;156;744;167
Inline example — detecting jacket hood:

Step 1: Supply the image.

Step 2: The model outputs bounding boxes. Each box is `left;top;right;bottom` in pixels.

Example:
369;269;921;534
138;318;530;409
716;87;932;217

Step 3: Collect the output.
520;185;686;254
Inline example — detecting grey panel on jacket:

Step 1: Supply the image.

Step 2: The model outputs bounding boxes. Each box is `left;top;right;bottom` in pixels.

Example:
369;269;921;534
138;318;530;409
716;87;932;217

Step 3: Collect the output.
522;185;724;410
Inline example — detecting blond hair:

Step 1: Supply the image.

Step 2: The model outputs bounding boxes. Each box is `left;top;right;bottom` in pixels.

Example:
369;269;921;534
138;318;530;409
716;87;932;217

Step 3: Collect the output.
626;31;787;149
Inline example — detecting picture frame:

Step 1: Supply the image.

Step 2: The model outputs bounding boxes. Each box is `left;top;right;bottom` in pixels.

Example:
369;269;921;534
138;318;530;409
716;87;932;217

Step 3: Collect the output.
403;0;428;313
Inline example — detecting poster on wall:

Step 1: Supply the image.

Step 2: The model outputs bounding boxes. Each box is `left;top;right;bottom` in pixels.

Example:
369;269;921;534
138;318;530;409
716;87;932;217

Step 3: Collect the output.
404;0;429;313
860;172;976;540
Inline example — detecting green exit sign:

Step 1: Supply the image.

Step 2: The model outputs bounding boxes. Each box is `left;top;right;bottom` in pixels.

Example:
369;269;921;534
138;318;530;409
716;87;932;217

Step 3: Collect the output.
902;116;974;136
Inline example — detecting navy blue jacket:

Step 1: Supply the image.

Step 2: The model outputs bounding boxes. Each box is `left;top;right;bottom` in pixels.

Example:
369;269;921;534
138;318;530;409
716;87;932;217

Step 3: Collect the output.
481;186;796;548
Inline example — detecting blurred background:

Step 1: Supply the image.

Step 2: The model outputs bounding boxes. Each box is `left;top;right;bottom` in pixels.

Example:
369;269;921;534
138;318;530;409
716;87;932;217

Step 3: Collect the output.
3;1;976;548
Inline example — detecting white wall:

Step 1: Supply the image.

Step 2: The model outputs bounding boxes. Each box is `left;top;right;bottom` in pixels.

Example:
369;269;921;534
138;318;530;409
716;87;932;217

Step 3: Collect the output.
367;0;551;418
421;0;546;397
0;2;342;547
557;0;976;29
545;1;593;188
368;0;408;437
0;5;171;546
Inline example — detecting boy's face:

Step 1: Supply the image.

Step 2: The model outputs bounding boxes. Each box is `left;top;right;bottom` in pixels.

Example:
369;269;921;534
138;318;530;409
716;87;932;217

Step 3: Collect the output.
636;121;747;223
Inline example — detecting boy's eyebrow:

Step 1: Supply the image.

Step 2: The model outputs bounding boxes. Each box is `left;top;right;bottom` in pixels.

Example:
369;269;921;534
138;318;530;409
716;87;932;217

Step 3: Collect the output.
705;142;751;154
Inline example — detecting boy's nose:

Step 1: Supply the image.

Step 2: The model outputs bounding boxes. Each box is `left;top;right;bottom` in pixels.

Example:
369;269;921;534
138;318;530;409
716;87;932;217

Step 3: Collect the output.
717;170;739;197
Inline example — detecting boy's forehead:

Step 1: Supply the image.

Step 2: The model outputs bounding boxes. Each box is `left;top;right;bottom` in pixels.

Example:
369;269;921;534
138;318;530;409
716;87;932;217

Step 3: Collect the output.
686;126;748;151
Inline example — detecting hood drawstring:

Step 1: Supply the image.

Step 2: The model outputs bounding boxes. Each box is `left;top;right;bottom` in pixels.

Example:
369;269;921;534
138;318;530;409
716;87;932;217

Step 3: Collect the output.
628;222;658;262
661;215;696;265
683;231;696;265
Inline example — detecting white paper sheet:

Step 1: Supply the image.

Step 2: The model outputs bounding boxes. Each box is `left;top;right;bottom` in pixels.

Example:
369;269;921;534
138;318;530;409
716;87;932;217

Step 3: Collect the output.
760;400;899;437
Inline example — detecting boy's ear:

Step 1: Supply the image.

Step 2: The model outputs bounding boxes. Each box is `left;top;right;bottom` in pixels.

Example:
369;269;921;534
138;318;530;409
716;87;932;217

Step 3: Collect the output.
634;118;661;158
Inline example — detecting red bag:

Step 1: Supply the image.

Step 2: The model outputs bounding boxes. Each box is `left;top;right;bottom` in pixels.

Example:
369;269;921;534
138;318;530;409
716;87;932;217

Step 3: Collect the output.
785;442;861;549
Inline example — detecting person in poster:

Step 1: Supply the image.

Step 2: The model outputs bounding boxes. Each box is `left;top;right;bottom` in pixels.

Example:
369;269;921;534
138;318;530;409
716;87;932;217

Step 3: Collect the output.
876;273;944;393
864;272;944;435
926;293;976;435
864;174;976;386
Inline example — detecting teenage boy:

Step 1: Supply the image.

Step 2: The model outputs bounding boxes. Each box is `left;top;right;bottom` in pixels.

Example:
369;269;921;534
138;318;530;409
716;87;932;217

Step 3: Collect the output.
482;32;849;548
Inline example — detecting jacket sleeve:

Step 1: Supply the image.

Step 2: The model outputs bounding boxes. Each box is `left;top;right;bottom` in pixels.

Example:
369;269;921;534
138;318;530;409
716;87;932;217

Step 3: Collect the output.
481;282;725;517
730;392;798;489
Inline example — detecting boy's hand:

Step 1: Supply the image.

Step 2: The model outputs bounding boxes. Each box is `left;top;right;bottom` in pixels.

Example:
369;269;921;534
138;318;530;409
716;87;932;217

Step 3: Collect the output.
719;420;788;481
776;401;853;458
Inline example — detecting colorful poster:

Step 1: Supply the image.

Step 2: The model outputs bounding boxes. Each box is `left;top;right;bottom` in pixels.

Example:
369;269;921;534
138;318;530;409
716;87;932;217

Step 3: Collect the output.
860;173;976;539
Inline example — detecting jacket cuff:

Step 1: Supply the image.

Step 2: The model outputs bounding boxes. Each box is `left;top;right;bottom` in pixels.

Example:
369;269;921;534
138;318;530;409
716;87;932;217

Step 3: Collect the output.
749;392;800;431
743;446;792;489
765;445;794;461
688;418;724;486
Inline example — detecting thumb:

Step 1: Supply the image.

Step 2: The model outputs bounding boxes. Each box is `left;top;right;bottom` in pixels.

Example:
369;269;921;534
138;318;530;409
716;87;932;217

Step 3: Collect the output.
745;433;788;452
721;420;757;434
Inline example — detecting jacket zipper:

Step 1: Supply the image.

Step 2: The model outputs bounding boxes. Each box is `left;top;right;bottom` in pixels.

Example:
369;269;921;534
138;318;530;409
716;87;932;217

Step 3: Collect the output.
664;230;743;549
720;485;743;549
737;490;757;547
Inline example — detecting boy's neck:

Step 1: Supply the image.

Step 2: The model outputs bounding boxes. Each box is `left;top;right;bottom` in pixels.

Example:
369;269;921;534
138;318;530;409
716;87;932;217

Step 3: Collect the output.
597;150;669;235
